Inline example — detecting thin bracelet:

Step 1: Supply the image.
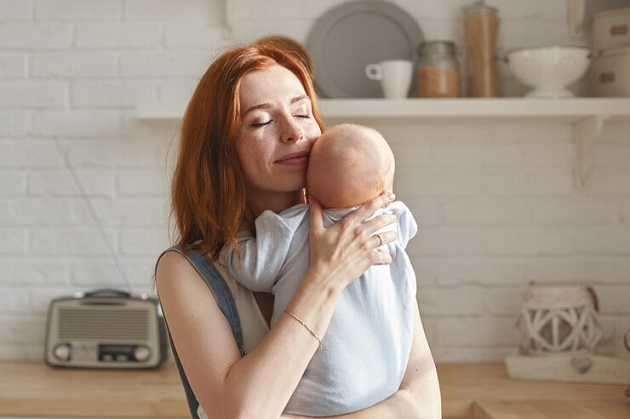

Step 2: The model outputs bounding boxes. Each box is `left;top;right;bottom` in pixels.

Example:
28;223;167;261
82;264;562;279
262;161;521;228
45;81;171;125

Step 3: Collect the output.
284;311;323;351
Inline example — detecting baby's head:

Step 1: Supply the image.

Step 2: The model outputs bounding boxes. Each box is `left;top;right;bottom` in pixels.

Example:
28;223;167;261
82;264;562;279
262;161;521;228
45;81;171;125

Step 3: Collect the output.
307;123;395;209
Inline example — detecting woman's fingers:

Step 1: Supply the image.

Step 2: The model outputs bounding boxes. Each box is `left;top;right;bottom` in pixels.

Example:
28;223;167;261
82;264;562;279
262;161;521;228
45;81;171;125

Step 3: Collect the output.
348;191;395;222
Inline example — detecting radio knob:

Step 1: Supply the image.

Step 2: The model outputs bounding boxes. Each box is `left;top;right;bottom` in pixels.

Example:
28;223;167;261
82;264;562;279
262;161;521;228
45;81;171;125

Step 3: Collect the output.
134;345;151;362
53;344;71;361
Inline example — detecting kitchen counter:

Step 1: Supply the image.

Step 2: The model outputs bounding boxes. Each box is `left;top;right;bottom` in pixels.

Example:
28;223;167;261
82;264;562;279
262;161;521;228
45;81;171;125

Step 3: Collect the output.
0;361;627;418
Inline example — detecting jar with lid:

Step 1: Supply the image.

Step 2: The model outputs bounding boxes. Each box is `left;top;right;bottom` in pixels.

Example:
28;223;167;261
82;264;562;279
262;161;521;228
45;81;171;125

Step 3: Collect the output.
462;0;501;97
416;40;460;98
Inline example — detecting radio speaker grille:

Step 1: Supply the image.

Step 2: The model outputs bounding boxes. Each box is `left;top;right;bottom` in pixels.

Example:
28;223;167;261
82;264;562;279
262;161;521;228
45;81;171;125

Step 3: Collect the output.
58;307;149;340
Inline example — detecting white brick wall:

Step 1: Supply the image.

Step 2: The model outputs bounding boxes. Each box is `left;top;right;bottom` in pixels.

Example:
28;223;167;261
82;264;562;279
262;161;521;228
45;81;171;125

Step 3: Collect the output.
0;0;629;362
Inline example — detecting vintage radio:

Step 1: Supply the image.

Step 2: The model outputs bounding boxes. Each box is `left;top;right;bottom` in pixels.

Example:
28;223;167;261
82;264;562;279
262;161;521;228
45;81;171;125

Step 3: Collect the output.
45;289;167;369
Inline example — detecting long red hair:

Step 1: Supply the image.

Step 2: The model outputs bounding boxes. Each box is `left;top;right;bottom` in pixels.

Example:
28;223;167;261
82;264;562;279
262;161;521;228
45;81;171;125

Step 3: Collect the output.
171;43;323;260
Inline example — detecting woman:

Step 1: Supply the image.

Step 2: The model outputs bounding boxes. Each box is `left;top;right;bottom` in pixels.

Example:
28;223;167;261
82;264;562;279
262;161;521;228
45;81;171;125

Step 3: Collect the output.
155;43;441;419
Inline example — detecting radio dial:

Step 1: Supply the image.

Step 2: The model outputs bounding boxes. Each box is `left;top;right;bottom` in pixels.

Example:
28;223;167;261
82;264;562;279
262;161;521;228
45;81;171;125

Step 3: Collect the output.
53;344;71;361
134;345;151;362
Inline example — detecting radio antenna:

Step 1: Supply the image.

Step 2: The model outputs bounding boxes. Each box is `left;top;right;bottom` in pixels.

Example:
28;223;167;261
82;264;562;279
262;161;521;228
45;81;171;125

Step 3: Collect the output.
53;137;137;294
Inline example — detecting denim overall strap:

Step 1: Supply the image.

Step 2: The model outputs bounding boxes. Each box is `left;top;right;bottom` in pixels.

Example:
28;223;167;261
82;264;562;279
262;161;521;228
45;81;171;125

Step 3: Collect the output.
160;245;246;419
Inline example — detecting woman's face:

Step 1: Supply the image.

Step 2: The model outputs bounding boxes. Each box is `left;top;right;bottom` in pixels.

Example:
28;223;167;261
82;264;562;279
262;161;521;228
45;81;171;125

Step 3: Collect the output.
236;65;321;207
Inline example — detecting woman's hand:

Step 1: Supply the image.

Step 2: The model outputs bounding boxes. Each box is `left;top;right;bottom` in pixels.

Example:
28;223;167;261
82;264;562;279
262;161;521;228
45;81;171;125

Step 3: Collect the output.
307;192;397;290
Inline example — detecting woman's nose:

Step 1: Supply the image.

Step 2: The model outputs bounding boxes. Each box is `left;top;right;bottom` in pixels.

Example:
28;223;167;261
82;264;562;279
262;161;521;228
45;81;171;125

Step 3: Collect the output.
281;118;304;143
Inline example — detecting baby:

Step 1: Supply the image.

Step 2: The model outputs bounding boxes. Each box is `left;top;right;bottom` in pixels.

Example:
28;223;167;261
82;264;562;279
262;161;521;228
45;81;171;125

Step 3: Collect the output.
221;123;418;416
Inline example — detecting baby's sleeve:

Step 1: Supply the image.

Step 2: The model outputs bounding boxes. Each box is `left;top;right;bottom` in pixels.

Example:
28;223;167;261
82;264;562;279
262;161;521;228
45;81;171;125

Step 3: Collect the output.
221;210;296;293
388;201;418;248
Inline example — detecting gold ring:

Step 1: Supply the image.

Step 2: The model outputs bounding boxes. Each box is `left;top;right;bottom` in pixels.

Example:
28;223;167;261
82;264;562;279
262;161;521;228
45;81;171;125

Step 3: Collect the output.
376;234;383;247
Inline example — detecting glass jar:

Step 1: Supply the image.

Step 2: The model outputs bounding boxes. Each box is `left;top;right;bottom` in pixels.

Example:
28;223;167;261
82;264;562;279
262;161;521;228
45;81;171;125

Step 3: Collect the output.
416;40;460;98
462;0;501;97
418;41;459;97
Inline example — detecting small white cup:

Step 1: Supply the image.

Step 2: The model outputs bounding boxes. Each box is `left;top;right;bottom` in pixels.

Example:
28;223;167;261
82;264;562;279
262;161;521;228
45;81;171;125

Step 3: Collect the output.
365;59;413;99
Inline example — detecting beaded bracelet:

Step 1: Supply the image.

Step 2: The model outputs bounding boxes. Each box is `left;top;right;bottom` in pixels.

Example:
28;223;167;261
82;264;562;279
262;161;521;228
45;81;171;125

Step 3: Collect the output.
284;311;323;351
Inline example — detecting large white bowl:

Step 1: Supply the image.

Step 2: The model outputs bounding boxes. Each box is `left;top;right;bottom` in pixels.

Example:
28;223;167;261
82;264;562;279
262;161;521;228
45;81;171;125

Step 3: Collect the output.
504;46;592;98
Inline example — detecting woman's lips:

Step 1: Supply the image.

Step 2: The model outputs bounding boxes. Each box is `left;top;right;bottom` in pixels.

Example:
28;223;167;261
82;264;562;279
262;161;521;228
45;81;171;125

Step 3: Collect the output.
275;151;309;165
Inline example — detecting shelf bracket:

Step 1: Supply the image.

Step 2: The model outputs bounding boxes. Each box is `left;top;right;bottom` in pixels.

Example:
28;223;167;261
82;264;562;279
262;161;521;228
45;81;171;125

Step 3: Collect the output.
573;115;609;189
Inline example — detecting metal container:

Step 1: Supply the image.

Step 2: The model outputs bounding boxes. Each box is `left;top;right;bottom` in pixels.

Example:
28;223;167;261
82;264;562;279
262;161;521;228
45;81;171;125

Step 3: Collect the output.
589;46;630;97
591;7;630;51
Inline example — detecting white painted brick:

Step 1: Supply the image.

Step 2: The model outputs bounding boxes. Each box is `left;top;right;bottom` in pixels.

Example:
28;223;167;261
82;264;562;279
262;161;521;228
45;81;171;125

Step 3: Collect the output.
419;286;490;316
0;140;64;168
0;229;28;254
115;169;168;195
593;143;630;167
412;258;441;285
1;258;69;285
573;226;630;255
165;24;224;48
486;228;572;256
525;256;618;284
593;285;630;314
0;23;71;50
120;229;170;256
27;170;80;196
532;199;620;225
0;110;30;137
396;167;485;197
121;114;182;142
409;228;487;256
584;168;630;195
0;288;30;313
121;257;161;289
0;53;27;77
71;80;158;107
66;139;170;168
0;0;31;21
0;81;66;108
90;198;168;227
437;316;519;347
31;52;117;78
444;199;530;225
0;315;46;344
69;258;131;287
158;79;196;102
36;0;120;21
400;197;442;227
491;121;571;143
123;0;213;22
484;169;574;196
29;228;116;255
119;51;210;78
0;170;26;196
32;110;123;137
0;198;90;226
75;23;163;49
437;257;528;286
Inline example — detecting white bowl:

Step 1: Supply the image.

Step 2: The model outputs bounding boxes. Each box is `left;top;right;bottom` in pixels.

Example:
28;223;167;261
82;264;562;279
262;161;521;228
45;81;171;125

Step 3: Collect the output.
504;46;592;98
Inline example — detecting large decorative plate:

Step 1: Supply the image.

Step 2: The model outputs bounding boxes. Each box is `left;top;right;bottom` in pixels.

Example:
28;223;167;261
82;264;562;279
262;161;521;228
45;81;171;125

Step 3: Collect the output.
307;0;423;98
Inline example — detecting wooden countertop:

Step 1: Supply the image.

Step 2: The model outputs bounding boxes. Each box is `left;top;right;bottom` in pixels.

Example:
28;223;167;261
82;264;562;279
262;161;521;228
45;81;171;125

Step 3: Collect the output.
0;361;627;418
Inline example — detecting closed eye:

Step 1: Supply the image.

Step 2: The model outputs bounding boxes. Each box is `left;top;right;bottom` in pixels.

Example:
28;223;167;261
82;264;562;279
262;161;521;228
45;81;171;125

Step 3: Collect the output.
251;120;272;127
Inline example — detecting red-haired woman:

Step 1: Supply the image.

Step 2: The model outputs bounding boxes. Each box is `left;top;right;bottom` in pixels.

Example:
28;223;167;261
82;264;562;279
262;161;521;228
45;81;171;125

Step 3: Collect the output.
155;43;441;419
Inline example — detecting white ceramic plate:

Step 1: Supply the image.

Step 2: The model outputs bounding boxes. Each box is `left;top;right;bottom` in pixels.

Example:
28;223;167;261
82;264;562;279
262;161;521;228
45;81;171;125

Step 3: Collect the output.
307;0;423;98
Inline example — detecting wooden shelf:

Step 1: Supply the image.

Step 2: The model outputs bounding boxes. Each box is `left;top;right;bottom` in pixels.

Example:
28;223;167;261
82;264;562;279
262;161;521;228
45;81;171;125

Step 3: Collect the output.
135;98;630;187
136;98;630;121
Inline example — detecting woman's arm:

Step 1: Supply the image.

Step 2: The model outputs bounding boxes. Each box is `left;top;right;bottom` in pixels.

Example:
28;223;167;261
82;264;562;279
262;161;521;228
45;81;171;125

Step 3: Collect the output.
156;193;397;419
281;303;442;419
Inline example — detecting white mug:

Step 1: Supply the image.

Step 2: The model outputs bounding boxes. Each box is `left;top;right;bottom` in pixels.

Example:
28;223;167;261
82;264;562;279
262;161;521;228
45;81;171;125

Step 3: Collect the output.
365;59;413;99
